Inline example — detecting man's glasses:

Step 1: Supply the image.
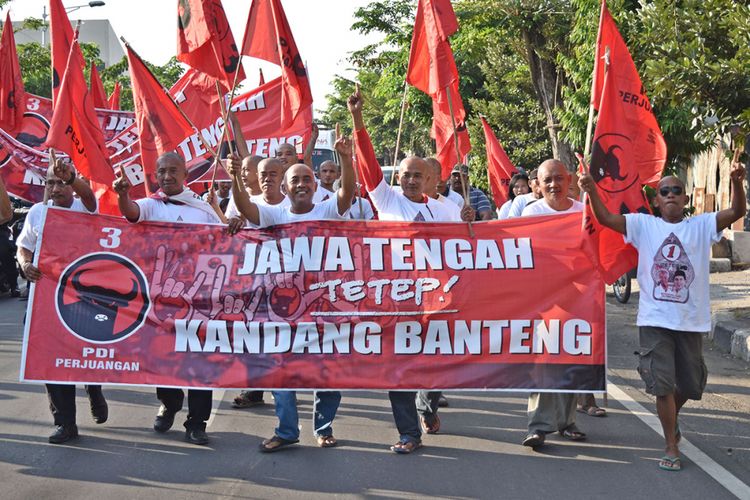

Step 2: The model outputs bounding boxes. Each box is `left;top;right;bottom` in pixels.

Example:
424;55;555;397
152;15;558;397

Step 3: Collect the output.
659;186;683;196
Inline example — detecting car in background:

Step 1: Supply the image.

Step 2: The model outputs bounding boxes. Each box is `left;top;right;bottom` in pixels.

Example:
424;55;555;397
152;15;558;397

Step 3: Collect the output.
311;128;340;175
381;166;399;185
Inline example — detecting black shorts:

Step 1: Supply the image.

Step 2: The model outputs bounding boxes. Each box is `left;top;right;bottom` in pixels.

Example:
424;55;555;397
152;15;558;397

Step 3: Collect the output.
635;326;707;400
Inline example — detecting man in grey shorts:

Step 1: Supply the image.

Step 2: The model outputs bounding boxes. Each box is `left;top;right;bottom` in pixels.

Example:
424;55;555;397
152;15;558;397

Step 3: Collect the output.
579;158;746;471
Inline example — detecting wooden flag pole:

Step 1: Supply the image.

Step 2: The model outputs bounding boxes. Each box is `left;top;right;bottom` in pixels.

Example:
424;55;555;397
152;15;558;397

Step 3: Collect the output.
391;81;409;186
44;148;57;204
445;84;474;238
120;37;219;161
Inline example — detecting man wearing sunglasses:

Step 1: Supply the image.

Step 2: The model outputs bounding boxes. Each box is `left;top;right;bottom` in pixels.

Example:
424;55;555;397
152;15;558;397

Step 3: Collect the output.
579;159;747;472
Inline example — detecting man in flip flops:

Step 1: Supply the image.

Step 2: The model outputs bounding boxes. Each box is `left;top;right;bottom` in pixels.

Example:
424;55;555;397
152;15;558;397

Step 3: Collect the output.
579;154;747;471
228;126;356;453
519;159;589;449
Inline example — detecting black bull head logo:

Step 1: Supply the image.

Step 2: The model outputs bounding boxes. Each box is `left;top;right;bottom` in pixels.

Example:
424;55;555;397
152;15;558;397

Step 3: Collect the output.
59;269;139;342
591;133;629;184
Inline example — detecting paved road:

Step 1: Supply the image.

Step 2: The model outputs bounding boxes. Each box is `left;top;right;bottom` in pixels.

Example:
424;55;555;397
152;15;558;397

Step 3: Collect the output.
1;272;749;499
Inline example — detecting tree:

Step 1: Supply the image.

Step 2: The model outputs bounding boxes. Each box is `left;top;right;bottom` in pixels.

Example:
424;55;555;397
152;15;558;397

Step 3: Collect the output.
12;16;183;111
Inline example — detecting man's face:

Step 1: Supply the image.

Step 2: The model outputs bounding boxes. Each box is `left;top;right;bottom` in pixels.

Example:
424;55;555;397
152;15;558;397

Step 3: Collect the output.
241;156;261;186
673;275;686;291
450;170;467;192
258;159;283;196
217;182;231;198
658;269;669;287
656;177;688;221
400;157;430;202
156;156;187;196
275;143;298;170
530;178;541;197
284;163;317;207
537;161;570;205
424;159;442;197
318;161;340;189
45;169;74;207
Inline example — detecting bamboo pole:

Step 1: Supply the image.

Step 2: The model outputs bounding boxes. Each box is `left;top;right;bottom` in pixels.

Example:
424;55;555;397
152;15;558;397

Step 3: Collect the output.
445;84;474;238
391;81;409;186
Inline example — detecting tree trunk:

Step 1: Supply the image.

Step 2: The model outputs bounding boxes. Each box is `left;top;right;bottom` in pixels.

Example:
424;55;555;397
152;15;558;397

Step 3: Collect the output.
522;29;576;171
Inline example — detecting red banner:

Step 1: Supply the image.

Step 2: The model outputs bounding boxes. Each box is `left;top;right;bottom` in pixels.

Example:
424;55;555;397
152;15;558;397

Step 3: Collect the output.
22;209;605;391
0;129;49;202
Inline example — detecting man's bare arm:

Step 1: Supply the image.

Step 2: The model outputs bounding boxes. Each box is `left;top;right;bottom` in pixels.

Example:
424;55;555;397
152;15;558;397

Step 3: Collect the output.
227;154;261;226
334;124;355;215
55;160;97;212
17;246;41;282
303;122;319;168
0;176;12;224
113;170;140;222
578;173;626;234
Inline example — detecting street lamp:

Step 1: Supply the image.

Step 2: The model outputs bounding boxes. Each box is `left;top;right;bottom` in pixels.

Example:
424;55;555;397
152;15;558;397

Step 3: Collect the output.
41;1;107;45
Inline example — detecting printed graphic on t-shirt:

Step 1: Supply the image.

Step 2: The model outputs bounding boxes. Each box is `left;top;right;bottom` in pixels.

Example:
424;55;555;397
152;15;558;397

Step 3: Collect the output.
414;212;425;222
651;232;693;303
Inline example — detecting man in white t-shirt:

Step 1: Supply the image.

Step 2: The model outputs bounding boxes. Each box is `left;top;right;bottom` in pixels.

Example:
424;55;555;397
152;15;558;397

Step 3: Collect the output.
229;127;355;453
520;159;588;449
424;157;475;222
114;152;221;446
579;159;746;471
316;160;339;202
17;160;108;444
349;85;461;454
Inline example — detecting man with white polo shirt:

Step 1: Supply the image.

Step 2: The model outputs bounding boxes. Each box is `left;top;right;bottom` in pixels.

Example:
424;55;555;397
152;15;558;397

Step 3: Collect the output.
17;160;108;444
113;152;220;446
520;159;587;449
229;126;355;452
349;85;472;454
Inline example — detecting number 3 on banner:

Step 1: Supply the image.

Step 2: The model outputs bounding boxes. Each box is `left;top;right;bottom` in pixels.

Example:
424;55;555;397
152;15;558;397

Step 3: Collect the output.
99;227;122;249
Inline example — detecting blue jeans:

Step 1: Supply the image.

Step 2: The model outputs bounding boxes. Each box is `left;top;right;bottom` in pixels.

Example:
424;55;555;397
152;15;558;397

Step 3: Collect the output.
389;391;420;442
272;390;341;441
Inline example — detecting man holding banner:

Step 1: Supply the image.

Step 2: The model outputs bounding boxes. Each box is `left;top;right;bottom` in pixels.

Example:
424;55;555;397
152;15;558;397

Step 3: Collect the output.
521;159;587;449
17;160;108;444
579;159;746;471
229;126;356;452
113;152;221;446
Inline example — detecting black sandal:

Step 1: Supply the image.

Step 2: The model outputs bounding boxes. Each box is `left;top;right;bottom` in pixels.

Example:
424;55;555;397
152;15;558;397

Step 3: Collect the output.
259;435;299;453
559;426;587;441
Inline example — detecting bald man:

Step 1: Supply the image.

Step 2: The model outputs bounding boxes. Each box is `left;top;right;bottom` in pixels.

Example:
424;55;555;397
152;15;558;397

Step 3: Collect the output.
114;152;221;446
229;129;356;452
580;158;747;471
17;160;107;444
520;159;587;449
349;85;457;455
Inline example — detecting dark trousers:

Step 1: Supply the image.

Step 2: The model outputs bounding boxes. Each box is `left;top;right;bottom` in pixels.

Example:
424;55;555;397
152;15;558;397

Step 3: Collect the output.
247;390;264;402
0;237;17;288
46;384;103;426
389;391;421;442
156;388;212;431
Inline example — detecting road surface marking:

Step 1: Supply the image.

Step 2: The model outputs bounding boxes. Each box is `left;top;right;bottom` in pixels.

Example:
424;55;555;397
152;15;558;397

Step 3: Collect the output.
609;382;750;500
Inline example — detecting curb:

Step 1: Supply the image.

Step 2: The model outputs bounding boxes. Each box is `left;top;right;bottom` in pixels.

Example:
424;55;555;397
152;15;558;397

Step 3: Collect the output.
711;311;750;362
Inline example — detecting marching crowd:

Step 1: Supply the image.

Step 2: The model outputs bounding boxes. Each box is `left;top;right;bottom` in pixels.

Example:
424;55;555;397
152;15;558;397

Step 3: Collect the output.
9;87;747;471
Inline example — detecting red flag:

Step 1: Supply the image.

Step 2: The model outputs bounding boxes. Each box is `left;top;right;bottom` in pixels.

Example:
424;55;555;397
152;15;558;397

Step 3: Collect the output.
0;13;26;134
241;0;313;128
592;1;665;187
583;61;651;283
50;0;75;105
89;61;108;109
126;45;194;194
480;117;516;208
45;38;118;214
406;0;460;97
108;82;122;110
176;0;245;91
258;68;265;86
431;81;471;180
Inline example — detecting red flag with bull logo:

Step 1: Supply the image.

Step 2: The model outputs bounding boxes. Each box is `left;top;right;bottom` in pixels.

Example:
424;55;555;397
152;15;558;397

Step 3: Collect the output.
0;12;26;135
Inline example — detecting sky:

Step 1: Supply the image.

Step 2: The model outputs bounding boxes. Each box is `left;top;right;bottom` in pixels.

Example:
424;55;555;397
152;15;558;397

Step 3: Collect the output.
1;0;382;116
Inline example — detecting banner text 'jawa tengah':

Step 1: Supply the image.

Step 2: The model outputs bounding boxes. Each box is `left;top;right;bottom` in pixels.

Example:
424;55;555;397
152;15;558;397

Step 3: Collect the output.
22;210;605;391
